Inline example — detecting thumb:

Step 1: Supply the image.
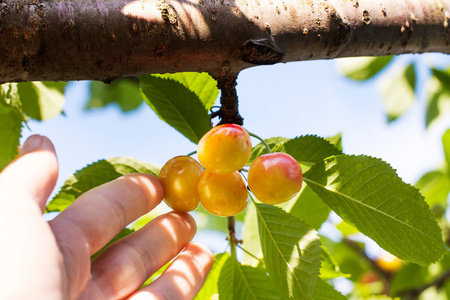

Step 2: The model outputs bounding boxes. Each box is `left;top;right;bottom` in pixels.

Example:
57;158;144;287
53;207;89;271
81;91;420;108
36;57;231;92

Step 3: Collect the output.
0;135;58;213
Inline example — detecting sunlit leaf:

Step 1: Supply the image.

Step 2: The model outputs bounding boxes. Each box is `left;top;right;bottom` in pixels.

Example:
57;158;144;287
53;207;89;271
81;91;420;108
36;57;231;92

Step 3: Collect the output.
415;170;450;206
218;255;286;300
390;262;429;296
304;154;446;265
320;236;371;282
242;201;263;266
336;220;359;237
282;135;342;168
0;85;23;171
140;75;211;144
380;63;416;122
326;133;343;151
361;296;397;300
153;72;219;110
42;81;68;94
249;137;290;163
443;129;450;171
337;56;393;81
46;157;159;212
285;183;331;231
312;278;347;300
87;78;143;112
195;252;229;300
250;135;341;171
18;81;65;120
426;68;450;128
320;246;350;279
255;201;322;299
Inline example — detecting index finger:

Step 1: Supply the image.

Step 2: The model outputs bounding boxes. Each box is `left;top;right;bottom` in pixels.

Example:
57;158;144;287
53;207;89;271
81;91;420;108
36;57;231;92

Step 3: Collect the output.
50;173;164;255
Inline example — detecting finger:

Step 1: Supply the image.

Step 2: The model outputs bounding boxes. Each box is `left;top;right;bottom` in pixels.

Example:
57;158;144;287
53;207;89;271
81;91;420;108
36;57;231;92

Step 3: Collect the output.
0;134;58;214
51;173;164;254
80;212;197;299
128;242;213;300
49;173;163;297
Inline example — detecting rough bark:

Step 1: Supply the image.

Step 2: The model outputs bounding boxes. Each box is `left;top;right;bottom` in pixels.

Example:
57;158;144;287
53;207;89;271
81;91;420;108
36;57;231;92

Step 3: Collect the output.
0;0;449;83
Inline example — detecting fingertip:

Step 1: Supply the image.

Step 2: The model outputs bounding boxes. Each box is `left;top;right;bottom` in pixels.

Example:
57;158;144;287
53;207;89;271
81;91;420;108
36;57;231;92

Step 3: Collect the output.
0;134;58;212
166;211;197;237
123;173;165;212
19;134;42;156
19;134;56;157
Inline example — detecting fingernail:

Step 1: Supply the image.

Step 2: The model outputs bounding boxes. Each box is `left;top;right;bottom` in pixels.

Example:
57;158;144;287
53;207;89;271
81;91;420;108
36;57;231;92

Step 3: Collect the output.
19;135;43;156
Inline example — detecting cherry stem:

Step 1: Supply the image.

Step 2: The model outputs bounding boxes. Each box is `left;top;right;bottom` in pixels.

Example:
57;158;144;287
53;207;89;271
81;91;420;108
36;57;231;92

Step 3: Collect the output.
227;216;242;258
186;150;197;157
248;132;272;154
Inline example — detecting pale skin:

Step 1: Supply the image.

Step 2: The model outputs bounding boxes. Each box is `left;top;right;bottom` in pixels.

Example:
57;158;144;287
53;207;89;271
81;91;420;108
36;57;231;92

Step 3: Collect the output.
0;134;214;300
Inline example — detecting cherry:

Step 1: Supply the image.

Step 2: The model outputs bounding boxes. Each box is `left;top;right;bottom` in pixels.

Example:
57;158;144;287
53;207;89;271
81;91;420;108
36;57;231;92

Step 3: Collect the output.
248;152;303;204
197;170;248;216
159;156;203;212
197;124;252;174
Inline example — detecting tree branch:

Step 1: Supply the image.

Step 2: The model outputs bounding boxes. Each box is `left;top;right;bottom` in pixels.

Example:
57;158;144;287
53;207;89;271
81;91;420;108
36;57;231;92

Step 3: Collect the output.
1;0;449;83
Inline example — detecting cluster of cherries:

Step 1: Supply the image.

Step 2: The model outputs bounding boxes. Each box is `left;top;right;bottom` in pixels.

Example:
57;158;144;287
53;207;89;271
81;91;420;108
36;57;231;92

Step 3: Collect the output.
159;124;303;217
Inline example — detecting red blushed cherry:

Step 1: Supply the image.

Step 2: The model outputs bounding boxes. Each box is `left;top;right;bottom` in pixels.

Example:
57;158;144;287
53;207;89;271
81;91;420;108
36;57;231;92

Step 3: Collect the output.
197;124;252;174
248;152;303;204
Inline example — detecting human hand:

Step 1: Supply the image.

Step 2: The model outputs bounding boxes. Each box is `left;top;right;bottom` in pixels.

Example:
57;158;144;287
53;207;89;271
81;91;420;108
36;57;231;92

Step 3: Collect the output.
0;135;213;300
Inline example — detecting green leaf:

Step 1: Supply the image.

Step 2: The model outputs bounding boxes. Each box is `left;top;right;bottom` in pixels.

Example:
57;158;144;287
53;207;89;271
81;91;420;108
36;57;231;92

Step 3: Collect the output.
0;88;23;171
415;170;450;206
254;201;322;300
320;236;371;281
337;56;393;81
242;201;263;266
249;137;290;163
361;297;398;300
140;75;211;144
326;133;343;151
193;206;228;233
282;135;342;168
1;83;26;118
285;183;331;231
320;246;349;279
86;79;143;112
153;72;219;110
18;81;65;121
390;263;429;296
426;69;450;128
443;129;450;170
336;220;359;237
432;68;450;87
312;279;347;300
250;135;341;169
42;81;68;94
195;252;229;300
304;154;447;265
380;63;416;122
46;157;159;212
218;255;286;300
